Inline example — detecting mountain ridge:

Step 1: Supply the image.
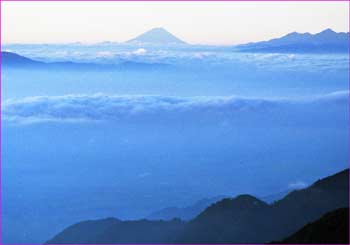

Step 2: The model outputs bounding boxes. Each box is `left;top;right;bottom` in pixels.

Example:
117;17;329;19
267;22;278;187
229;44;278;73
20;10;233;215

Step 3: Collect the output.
237;28;349;53
46;168;349;244
1;51;170;70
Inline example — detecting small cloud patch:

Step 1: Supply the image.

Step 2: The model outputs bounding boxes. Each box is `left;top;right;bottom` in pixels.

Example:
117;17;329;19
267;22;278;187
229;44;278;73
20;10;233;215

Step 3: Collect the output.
288;181;308;190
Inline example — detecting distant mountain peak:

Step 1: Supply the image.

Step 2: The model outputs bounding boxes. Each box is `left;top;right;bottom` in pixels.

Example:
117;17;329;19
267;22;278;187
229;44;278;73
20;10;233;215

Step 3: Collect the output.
127;27;187;45
315;28;341;38
320;28;336;34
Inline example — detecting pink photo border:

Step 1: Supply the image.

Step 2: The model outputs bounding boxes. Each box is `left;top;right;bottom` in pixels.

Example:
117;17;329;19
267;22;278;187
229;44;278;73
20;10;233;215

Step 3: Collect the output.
0;1;348;245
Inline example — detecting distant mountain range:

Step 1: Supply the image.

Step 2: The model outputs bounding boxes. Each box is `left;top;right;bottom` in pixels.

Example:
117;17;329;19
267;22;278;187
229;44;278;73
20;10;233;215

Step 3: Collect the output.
259;189;292;204
127;27;187;45
146;191;291;221
1;51;169;70
2;28;348;55
46;168;349;244
124;27;348;52
236;29;349;53
1;51;100;69
146;195;228;221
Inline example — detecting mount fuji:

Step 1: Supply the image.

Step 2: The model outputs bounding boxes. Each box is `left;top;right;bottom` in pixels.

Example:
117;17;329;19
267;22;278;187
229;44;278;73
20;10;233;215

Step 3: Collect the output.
127;27;187;45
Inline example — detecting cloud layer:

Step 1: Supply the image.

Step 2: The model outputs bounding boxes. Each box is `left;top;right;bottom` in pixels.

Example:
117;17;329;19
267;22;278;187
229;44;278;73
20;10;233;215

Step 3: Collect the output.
3;91;347;125
3;43;348;71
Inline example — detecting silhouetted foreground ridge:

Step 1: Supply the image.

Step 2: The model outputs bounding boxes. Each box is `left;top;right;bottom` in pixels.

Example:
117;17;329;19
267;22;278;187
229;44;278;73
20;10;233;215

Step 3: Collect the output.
272;207;349;244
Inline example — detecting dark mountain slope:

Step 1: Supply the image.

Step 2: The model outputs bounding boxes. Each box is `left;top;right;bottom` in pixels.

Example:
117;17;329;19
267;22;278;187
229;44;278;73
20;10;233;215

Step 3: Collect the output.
46;169;349;244
47;219;185;244
46;218;121;244
92;219;185;244
273;208;349;244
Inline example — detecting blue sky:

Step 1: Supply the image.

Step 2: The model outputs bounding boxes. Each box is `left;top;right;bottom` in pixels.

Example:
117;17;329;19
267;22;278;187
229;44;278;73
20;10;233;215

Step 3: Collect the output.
2;1;348;45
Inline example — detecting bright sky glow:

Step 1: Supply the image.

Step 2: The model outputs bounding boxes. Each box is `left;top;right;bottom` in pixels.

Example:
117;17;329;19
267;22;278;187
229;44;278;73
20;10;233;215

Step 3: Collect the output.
2;1;348;45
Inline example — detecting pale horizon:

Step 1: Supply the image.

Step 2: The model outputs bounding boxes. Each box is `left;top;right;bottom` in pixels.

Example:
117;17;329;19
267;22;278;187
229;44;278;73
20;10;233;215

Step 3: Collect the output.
2;1;348;45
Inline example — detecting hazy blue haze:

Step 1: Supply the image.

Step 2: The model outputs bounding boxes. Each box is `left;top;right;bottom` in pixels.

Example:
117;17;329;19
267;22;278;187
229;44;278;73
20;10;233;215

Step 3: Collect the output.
1;44;348;243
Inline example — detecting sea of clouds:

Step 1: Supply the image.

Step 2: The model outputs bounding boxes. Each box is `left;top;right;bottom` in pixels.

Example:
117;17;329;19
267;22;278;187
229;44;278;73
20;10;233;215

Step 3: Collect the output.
3;91;347;125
